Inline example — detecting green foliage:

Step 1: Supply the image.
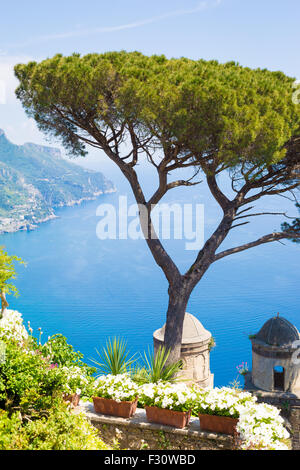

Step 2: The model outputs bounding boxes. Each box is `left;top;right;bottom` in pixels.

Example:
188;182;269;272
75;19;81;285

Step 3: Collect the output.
129;364;149;385
0;404;109;450
281;203;300;243
195;403;240;419
0;409;25;449
0;340;65;413
41;333;96;375
21;333;96;399
157;430;171;450
208;337;216;351
134;346;183;384
14;51;300;167
0;330;108;450
0;246;25;303
91;337;137;376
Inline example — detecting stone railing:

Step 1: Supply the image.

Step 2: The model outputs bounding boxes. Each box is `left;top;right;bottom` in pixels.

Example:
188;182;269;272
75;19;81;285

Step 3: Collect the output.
80;402;234;450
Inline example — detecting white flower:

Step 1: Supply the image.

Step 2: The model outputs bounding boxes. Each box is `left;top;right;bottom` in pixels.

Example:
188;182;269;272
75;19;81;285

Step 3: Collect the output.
138;381;195;411
60;365;90;395
0;309;28;343
93;374;138;402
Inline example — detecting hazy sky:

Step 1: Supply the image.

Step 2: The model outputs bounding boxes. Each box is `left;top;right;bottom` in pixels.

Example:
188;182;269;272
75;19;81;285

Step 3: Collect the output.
0;0;299;156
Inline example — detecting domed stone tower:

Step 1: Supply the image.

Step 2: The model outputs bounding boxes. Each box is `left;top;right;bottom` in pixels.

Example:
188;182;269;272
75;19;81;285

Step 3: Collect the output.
153;312;214;388
250;314;300;396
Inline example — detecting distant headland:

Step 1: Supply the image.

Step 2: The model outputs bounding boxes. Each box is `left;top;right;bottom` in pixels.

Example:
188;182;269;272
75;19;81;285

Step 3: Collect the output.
0;129;116;234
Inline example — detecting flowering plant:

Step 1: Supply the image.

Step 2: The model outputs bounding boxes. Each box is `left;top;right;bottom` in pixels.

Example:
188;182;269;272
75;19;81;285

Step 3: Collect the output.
236;362;249;376
93;374;139;402
193;387;256;419
138;381;197;412
237;402;290;450
60;366;90;396
0;309;28;344
192;387;289;450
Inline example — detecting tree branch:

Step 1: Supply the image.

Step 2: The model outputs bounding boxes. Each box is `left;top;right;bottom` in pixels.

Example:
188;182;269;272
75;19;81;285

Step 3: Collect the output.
214;231;300;261
234;211;290;221
205;172;230;211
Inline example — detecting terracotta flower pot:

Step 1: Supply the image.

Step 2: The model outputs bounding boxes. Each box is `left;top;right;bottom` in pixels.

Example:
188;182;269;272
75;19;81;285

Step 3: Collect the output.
92;396;138;418
63;393;80;407
199;413;238;435
145;406;191;429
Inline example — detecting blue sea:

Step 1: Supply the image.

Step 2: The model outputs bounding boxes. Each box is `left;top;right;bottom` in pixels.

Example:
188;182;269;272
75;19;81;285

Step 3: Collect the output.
2;163;300;386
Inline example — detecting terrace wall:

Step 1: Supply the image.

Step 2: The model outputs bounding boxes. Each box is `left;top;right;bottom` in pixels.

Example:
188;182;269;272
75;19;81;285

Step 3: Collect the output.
80;402;234;450
81;396;300;450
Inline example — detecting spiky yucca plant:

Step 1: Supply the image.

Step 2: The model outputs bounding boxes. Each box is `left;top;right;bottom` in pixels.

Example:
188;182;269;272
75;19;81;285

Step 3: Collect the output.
132;346;183;384
91;337;136;376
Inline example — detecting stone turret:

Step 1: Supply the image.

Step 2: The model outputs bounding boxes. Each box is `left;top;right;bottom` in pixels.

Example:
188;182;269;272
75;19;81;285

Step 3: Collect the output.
250;314;300;396
153;312;214;388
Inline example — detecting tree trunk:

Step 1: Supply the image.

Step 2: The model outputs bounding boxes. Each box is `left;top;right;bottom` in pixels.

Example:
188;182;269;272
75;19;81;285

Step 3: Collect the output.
163;285;191;365
162;259;213;365
0;290;8;319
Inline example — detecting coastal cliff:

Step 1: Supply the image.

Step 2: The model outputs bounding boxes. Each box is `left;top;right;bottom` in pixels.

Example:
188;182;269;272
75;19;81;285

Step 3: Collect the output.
0;129;115;233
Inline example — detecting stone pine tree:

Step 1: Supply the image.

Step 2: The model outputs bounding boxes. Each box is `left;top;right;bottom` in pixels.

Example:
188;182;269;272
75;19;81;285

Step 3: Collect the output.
14;52;300;363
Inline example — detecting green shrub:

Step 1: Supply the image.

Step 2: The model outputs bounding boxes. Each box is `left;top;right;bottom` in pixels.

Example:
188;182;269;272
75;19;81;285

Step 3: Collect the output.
40;333;96;376
0;404;109;450
0;340;65;413
0;409;27;449
0;307;109;450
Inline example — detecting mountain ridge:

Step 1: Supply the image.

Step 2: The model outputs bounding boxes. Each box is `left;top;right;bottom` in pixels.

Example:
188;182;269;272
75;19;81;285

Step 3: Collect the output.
0;129;115;234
